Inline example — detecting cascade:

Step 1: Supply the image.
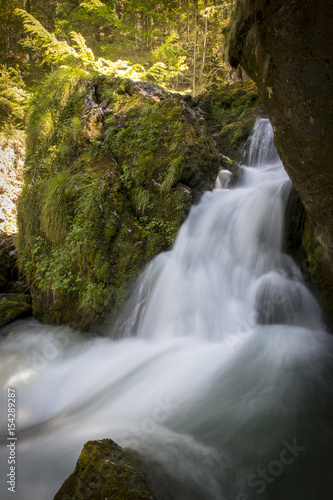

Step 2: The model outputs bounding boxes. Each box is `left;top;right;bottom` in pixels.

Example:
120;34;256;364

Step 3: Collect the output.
0;119;333;499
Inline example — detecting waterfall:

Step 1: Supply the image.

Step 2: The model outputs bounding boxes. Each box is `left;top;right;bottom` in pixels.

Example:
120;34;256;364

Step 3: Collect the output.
1;119;333;500
119;118;322;341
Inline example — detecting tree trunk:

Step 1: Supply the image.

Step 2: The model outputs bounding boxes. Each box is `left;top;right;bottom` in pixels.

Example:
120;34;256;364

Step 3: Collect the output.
200;15;208;92
192;0;198;96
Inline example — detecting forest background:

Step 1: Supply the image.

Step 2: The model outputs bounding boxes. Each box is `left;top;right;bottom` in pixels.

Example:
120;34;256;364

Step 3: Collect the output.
0;0;234;134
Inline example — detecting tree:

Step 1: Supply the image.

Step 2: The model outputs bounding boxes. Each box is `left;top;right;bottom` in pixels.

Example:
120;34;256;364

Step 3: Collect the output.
1;0;234;94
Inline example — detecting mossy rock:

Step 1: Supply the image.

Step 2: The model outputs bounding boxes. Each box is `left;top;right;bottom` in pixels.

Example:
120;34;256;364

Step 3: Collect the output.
0;234;18;290
197;79;264;164
284;188;308;276
17;67;222;333
54;439;156;500
284;188;333;330
0;293;32;329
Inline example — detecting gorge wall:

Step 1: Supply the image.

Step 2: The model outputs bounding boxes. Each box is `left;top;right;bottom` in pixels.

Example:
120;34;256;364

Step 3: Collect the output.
228;0;333;324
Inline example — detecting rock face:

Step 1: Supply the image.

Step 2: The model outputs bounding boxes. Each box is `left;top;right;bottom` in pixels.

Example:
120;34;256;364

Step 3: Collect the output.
228;0;333;324
0;132;25;234
17;66;262;333
0;131;32;328
54;439;156;500
197;79;264;165
0;234;32;328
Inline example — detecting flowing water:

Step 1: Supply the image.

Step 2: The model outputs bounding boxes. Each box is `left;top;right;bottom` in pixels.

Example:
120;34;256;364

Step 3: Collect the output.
1;119;333;499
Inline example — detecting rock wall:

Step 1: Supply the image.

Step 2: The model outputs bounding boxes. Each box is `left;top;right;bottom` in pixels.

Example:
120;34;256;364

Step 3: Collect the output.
0;132;32;328
0;233;32;328
0;132;25;234
228;0;333;324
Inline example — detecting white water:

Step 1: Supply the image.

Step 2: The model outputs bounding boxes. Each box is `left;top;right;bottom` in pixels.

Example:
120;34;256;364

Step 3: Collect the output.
1;119;333;499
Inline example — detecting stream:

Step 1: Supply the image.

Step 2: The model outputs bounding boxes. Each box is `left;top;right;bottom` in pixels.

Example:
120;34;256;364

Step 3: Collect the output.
1;119;333;499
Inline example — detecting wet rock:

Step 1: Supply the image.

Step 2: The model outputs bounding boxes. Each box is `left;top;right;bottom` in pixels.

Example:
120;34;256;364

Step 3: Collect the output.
0;233;32;327
0;293;32;329
54;439;156;500
228;0;333;325
197;79;264;167
0;234;18;291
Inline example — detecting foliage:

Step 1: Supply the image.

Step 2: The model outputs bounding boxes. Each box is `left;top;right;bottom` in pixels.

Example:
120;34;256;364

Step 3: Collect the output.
198;79;263;162
15;8;187;87
16;9;77;66
1;1;234;94
146;34;188;89
0;65;30;131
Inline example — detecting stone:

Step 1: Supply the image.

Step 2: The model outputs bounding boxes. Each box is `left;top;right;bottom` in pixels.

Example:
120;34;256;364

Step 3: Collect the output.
53;439;156;500
0;293;32;329
228;0;333;325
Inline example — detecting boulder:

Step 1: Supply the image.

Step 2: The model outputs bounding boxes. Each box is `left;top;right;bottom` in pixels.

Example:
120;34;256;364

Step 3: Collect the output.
54;439;156;500
0;293;32;329
17;67;261;333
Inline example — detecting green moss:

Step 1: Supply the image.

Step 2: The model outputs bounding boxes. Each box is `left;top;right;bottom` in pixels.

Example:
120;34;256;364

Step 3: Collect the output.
17;69;220;332
198;79;263;163
41;172;74;244
0;293;32;328
303;219;333;320
54;439;156;500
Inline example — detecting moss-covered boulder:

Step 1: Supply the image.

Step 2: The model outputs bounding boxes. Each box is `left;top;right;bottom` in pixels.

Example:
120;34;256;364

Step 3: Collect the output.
16;66;262;333
0;293;32;328
54;439;156;500
17;67;223;332
197;79;264;164
228;0;333;325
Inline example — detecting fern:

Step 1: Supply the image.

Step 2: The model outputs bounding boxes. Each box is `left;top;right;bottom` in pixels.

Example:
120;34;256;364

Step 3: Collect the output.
15;9;76;66
15;8;139;78
70;32;95;64
15;9;187;89
0;64;30;130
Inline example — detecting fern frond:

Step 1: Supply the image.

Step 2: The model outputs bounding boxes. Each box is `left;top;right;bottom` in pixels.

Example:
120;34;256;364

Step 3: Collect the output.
70;32;95;64
15;9;76;65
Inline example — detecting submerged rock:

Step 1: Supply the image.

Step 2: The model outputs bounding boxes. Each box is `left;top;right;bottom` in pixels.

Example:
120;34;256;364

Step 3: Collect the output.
54;439;156;500
16;67;261;333
228;0;333;326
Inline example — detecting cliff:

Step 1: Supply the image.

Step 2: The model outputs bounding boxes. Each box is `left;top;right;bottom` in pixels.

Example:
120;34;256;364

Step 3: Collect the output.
228;0;333;324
